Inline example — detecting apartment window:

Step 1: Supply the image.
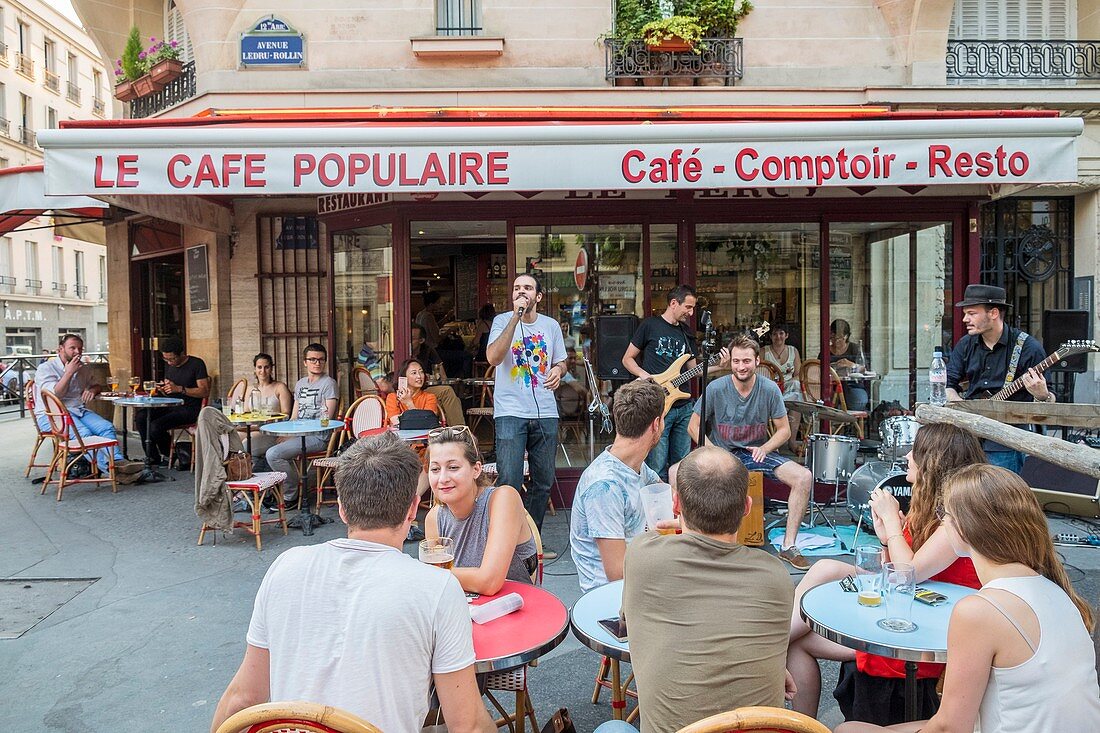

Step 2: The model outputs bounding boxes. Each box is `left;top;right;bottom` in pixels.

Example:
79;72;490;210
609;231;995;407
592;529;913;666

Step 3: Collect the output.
15;22;32;79
0;8;7;64
25;241;40;294
0;157;8;168
18;21;29;54
46;106;58;129
952;0;1072;39
98;255;107;300
19;93;33;147
166;0;195;63
66;53;80;103
43;39;59;92
75;251;85;298
0;83;7;137
0;237;13;294
436;0;482;36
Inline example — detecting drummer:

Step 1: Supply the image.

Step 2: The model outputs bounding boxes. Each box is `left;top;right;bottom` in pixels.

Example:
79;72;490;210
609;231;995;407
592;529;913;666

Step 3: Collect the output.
688;334;813;570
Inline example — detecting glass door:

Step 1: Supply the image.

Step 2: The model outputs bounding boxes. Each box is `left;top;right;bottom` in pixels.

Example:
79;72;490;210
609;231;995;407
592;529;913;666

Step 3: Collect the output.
132;254;185;381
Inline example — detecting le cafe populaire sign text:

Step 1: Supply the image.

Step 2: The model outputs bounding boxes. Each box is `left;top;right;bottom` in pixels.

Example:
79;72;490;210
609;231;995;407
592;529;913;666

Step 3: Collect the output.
46;120;1081;196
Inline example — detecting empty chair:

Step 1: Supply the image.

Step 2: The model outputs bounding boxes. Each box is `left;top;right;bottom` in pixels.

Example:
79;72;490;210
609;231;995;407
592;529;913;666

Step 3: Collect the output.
215;701;383;733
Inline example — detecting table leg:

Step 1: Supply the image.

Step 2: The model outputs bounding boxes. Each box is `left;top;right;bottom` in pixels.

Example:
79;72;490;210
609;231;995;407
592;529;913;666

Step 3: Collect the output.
143;406;173;482
904;660;918;722
286;433;328;536
610;658;624;721
121;406;129;460
246;427;253;455
514;687;526;733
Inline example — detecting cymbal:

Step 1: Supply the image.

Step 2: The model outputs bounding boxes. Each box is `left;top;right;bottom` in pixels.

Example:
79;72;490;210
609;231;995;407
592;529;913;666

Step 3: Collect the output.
785;399;858;423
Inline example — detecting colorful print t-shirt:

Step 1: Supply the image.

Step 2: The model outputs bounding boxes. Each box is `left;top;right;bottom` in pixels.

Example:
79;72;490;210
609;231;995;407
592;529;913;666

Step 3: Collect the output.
488;312;566;419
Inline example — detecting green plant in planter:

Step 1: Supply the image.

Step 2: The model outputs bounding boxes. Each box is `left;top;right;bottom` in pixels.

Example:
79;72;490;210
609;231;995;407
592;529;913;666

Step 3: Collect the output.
640;15;705;49
120;26;147;82
692;0;754;37
605;0;664;42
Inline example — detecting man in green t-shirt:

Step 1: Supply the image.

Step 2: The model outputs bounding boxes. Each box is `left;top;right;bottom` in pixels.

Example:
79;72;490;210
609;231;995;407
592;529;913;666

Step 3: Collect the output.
622;447;795;733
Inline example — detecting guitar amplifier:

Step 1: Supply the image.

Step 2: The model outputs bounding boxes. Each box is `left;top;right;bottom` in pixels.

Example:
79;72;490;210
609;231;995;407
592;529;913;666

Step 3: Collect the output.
1021;455;1100;518
1043;310;1090;373
596;315;639;381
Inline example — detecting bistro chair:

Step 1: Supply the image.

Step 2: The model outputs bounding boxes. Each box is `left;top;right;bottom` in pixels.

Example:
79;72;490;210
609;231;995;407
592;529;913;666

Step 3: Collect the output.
483;512;544;733
168;397;208;471
799;360;865;438
312;395;386;511
674;706;829;733
465;365;496;448
226;378;249;407
24;379;58;478
215;701;382;733
754;360;785;393
39;390;118;501
198;434;289;552
351;364;374;399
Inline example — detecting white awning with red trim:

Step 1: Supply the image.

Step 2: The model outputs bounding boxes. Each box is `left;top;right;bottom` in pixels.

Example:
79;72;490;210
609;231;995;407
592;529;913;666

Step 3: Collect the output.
0;165;109;238
36;114;1083;196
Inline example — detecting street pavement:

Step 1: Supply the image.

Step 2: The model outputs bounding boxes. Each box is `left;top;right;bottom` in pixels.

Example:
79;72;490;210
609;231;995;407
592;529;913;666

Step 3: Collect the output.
1;415;1097;732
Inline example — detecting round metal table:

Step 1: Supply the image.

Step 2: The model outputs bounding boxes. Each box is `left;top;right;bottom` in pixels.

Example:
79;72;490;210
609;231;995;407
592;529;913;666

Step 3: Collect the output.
800;578;976;721
570;580;634;721
114;395;185;480
260;419;333;535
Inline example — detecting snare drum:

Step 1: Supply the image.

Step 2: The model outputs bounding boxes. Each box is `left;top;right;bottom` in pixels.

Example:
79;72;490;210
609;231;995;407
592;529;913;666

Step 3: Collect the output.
846;460;913;526
807;434;859;483
878;415;921;463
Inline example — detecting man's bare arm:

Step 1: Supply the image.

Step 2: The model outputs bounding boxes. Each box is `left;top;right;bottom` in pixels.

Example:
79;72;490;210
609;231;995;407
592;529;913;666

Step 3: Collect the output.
434;665;495;733
210;645;270;732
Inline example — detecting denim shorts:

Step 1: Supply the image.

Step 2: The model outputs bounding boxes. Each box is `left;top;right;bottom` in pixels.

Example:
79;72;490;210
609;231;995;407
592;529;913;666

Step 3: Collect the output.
730;447;790;479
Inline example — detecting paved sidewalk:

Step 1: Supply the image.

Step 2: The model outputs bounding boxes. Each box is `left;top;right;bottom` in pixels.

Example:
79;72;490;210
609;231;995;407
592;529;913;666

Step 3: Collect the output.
1;415;1097;732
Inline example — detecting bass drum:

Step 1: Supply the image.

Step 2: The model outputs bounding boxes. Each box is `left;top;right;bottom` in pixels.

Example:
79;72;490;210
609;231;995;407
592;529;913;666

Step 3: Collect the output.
846;461;913;527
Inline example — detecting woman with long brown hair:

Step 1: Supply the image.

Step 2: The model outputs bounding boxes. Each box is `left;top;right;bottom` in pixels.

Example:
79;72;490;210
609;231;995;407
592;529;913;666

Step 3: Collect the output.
837;465;1100;732
786;423;988;722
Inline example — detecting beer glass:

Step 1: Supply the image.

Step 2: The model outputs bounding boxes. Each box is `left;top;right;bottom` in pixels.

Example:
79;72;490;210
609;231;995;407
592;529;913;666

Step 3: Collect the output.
143;380;157;395
640;483;676;535
108;375;119;392
878;562;917;632
854;545;884;607
419;537;455;570
127;376;140;395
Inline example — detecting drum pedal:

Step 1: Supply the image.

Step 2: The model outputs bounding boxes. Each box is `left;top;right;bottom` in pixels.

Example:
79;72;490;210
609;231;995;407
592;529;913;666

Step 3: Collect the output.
1052;533;1100;547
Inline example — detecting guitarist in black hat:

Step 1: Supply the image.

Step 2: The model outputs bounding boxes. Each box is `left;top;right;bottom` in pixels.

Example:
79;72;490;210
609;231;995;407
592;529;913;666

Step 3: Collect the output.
946;284;1053;473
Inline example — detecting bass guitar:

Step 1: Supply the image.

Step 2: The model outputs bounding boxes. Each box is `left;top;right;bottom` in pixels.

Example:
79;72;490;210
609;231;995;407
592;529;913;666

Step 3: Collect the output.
973;340;1098;400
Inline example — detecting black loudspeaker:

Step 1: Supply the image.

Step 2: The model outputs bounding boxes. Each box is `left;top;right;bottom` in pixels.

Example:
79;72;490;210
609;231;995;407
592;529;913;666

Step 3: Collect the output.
597;314;639;380
1042;309;1090;373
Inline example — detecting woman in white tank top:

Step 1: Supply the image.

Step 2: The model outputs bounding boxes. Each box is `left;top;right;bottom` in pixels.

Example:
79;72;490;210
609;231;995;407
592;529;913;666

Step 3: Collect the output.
837;465;1100;733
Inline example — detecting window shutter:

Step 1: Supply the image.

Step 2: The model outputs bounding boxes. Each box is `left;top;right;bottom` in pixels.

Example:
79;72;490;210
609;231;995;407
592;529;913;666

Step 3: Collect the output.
952;0;1072;39
166;0;194;63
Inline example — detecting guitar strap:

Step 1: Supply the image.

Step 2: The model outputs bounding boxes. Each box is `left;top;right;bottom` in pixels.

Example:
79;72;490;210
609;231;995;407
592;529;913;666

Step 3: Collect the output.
1003;331;1029;386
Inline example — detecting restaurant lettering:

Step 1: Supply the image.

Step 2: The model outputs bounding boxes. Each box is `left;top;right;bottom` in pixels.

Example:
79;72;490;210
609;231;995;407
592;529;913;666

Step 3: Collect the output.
53;133;1076;196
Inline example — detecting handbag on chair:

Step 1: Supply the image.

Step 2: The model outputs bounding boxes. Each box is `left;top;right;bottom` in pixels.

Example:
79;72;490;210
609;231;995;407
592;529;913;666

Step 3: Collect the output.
223;450;252;482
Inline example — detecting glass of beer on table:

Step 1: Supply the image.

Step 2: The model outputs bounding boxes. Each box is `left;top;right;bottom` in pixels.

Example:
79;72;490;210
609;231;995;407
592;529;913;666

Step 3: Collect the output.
640;483;677;535
419;537;455;569
854;545;884;606
108;375;119;392
127;376;140;395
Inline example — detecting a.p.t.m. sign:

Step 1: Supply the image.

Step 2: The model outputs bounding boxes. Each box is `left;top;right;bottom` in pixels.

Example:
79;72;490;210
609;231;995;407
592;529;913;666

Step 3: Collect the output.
240;16;305;68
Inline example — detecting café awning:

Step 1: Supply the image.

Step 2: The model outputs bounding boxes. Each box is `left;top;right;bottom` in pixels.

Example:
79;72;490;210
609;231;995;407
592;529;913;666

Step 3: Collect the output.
0;165;109;242
34;107;1083;196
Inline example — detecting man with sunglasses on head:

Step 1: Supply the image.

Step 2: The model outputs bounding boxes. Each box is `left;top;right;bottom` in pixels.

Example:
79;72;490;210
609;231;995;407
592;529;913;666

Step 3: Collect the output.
266;343;338;504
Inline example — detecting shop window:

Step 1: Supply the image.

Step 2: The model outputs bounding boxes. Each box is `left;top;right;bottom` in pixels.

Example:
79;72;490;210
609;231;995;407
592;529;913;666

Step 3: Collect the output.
333;225;394;401
648;224;679;316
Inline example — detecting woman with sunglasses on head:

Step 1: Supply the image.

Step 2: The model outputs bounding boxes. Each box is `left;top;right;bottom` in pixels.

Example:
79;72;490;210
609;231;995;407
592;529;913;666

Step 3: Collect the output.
243;353;294;464
385;358;440;427
787;423;988;723
425;427;538;595
837;464;1100;733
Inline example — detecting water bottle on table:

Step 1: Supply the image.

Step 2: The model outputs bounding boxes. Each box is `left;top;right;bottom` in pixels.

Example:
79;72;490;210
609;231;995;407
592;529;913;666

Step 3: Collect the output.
929;349;947;406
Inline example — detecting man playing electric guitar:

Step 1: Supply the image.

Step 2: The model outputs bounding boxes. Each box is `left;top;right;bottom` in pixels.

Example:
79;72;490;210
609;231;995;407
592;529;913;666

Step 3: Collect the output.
947;284;1053;473
622;285;727;481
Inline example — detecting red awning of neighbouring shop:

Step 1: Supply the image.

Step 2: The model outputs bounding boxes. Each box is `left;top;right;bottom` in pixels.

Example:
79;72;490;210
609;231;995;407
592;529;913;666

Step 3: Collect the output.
0;165;109;241
33;106;1083;197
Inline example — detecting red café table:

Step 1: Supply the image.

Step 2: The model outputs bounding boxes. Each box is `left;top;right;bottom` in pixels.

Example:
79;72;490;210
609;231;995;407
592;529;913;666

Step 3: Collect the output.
470;580;569;733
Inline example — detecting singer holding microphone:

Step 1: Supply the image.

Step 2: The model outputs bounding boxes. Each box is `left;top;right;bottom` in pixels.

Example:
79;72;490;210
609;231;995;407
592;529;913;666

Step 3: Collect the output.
485;273;568;534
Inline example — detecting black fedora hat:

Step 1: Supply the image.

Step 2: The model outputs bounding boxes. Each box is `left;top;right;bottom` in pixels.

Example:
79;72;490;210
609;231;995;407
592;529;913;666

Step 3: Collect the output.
955;284;1009;309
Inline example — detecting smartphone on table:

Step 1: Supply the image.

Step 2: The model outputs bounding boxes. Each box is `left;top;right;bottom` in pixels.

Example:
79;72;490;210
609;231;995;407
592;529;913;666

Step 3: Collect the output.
598;617;628;642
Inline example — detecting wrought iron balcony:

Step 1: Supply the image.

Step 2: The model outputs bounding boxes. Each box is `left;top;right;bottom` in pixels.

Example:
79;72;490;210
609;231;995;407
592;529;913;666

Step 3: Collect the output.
604;38;744;87
74;284;89;298
129;61;196;119
0;275;15;293
25;279;42;294
66;81;81;103
17;127;36;148
15;52;34;80
44;68;60;93
92;98;105;117
0;118;9;138
52;282;67;294
947;39;1100;82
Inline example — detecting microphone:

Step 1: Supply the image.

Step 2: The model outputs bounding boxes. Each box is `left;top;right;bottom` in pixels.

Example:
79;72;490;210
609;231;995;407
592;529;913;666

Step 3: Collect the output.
699;309;713;332
515;298;529;317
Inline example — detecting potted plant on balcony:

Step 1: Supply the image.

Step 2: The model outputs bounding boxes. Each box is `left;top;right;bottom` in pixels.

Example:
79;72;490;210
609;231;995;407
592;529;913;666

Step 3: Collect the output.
693;0;753;86
147;38;183;85
640;14;705;52
113;26;145;102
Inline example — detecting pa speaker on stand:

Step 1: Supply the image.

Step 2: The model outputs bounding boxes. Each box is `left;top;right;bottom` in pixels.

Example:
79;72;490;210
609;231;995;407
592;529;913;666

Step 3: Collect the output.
596;314;639;381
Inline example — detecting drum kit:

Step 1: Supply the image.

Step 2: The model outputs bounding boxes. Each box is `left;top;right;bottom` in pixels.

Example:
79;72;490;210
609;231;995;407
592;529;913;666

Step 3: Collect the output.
787;400;919;545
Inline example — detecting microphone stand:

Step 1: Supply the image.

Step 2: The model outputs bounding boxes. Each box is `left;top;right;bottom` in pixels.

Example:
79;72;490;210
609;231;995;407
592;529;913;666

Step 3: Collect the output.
697;311;717;448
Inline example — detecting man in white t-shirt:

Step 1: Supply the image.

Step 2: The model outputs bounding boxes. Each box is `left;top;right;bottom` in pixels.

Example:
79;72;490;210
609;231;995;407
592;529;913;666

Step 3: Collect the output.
486;273;567;531
210;431;494;733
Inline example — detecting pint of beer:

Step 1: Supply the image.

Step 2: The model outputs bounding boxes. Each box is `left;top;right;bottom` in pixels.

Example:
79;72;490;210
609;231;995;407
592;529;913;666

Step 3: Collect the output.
419;537;455;570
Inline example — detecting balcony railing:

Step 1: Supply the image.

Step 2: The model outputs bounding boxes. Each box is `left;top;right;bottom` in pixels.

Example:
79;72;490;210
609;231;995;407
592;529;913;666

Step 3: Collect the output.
17;127;36;148
0;118;9;138
604;38;744;86
44;68;60;92
25;278;42;295
0;41;8;66
66;81;81;103
74;284;88;298
0;275;15;293
15;52;33;80
130;61;196;119
92;97;105;117
947;39;1100;82
52;282;67;295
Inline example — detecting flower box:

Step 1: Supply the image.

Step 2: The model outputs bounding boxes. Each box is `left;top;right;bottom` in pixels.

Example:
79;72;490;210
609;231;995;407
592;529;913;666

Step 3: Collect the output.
149;58;183;85
131;74;164;98
114;80;136;102
646;36;694;52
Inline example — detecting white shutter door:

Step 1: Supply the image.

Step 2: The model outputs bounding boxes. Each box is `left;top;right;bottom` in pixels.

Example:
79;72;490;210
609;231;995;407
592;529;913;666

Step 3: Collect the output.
166;1;194;64
953;0;1073;39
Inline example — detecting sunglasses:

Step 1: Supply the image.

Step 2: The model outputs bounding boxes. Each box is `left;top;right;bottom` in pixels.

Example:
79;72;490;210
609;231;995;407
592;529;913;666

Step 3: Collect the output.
427;425;482;460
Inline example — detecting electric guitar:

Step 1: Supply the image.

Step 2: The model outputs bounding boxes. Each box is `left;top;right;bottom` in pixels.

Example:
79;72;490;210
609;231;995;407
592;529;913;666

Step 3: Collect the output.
650;321;770;416
972;340;1098;400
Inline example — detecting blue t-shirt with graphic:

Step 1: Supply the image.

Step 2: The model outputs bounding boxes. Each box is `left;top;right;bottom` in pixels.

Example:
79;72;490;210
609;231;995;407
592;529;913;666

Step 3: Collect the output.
488;312;566;419
569;448;660;592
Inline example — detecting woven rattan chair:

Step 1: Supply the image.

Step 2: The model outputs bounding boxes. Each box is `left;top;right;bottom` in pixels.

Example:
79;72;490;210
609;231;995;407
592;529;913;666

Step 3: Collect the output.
39;390;118;501
674;706;829;733
24;379;58;477
215;701;382;733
